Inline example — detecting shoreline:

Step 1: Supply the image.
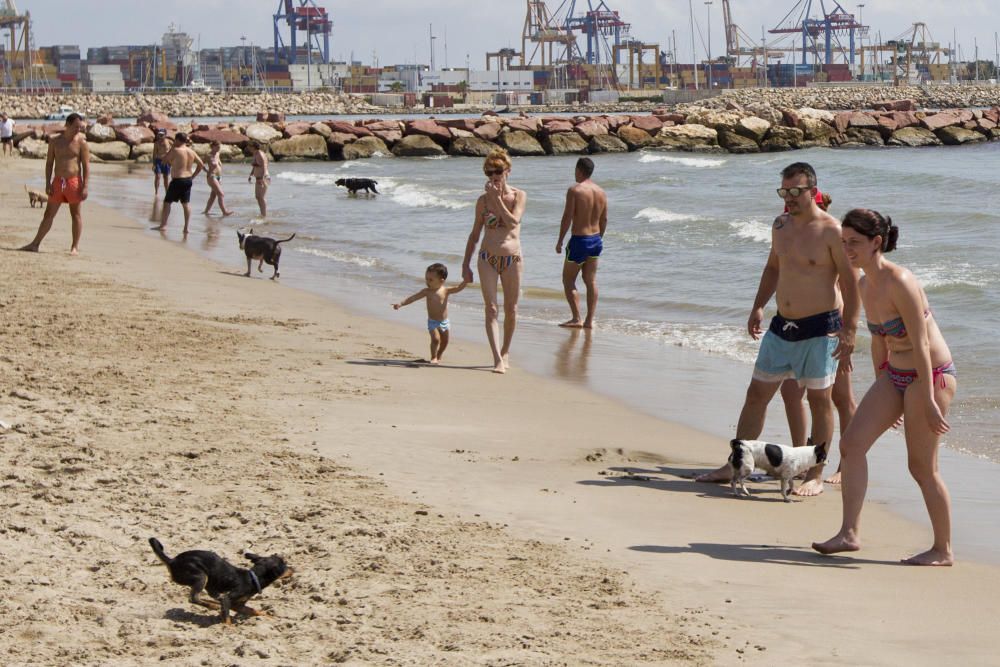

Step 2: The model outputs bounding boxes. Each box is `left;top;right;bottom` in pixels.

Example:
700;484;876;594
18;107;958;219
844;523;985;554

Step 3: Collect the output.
4;158;1000;664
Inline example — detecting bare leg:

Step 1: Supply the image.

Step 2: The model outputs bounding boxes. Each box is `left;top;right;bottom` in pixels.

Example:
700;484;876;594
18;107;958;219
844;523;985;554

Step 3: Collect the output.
581;258;599;329
813;375;902;555
68;203;83;255
498;259;522;369
696;378;781;482
157;201;171;230
781;379;808;447
794;386;835;496
478;259;504;373
436;329;450;362
560;260;584;327
204;189;217;214
181;202;192;234
429;328;441;364
901;375;955;566
216;181;234;216
826;370;857;484
21;200;61;251
255;179;268;217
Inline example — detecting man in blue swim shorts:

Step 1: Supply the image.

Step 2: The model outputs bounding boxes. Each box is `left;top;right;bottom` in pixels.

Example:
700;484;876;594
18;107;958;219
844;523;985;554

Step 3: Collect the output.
556;157;608;329
696;162;860;497
152;129;172;196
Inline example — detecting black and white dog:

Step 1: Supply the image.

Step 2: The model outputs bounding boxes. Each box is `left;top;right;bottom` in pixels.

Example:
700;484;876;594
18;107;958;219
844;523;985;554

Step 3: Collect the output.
236;229;296;280
728;438;828;502
334;177;379;195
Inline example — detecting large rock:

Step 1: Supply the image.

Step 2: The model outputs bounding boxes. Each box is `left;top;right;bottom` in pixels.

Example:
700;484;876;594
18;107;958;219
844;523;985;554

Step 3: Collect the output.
921;112;960;132
736;116;770;141
473;122;502;142
887;126;942;147
499;130;545;156
718;129;760;154
842;128;884;146
936;126;987;145
798;117;835;141
88;141;131;161
86;123;117;143
327;120;373;137
270;134;328;160
797;107;835;123
191;129;248;146
616;125;655;150
325;132;358;149
507;117;540;134
342;136;391;160
130;142;155;159
371;129;402;146
138;110;170;124
656;124;719;149
448;136;499;158
246;122;283;144
310;122;332;138
364;120;404;133
392;134;447;157
574;119;609;140
686;109;741;132
283;121;312;137
542;119;574;134
405;119;451;145
588;134;628;154
438;118;478;132
629;115;663;133
833;111;852;134
115;125;154;147
848;112;880;129
541;132;589;155
762;125;804;152
18;137;48;159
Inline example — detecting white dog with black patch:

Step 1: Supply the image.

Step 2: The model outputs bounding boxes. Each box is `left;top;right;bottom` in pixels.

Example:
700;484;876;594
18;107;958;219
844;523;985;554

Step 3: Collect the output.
728;438;828;502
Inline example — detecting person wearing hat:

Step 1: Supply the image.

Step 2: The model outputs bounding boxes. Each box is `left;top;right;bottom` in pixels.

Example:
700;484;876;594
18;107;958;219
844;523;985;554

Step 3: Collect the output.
151;129;173;195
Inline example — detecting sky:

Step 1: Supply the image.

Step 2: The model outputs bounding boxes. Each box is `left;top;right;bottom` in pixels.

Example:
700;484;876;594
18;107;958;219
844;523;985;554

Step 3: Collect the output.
15;0;1000;66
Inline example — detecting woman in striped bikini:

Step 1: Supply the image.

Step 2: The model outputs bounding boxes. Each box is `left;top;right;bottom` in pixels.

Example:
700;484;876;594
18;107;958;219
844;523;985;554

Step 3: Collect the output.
814;209;956;566
462;149;527;374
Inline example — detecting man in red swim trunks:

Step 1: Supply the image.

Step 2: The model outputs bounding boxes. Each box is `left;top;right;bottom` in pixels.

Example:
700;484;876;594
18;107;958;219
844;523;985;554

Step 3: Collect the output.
20;113;90;255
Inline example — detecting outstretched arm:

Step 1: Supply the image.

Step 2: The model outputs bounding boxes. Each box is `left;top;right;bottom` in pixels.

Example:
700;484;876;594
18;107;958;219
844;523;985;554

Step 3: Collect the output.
393;288;429;310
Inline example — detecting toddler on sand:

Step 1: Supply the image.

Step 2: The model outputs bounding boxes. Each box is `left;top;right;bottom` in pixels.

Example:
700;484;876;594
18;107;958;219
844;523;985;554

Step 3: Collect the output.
393;263;468;364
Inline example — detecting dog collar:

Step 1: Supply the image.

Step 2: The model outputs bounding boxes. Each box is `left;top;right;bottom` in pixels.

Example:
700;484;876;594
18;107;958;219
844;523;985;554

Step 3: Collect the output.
249;570;262;595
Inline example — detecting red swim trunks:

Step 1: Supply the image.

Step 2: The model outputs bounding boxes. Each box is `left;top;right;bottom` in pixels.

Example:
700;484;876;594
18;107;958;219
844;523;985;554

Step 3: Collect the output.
49;176;84;205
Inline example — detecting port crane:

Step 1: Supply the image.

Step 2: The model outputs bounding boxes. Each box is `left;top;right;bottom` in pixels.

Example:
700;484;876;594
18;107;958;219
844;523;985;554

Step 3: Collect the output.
0;0;31;88
768;0;867;65
273;0;332;64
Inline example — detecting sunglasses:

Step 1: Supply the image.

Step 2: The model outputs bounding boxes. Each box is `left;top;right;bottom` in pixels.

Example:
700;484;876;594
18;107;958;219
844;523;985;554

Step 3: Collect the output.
484;168;505;176
777;187;811;199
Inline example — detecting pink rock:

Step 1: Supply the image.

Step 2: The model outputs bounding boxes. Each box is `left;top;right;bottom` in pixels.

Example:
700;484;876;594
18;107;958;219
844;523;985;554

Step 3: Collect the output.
630;116;663;133
956;109;974;123
983;107;1000;124
97;115;114;126
542;120;574;134
603;115;629;131
190;129;248;146
256;112;267;122
115;125;155;146
325;132;358;148
920;112;960;131
283;122;312;137
848;112;879;129
574;119;609;140
977;118;997;131
781;108;801;128
371;129;402;145
267;112;286;123
833;112;852;134
655;113;686;124
876;116;899;133
405;119;451;145
326;120;373;137
890;111;918;129
364;120;404;132
507;117;540;134
473;122;502;142
438;118;478;132
138;111;169;124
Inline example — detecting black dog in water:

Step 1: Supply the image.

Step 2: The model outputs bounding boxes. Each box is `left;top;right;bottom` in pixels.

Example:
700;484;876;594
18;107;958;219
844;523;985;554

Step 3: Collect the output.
335;177;379;195
237;228;296;280
149;537;292;624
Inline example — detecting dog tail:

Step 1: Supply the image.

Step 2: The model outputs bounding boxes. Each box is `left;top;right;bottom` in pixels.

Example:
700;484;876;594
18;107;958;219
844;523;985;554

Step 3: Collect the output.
148;537;173;565
276;233;296;244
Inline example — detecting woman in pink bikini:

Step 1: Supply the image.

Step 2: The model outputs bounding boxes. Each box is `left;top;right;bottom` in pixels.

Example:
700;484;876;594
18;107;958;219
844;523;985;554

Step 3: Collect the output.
814;208;956;566
462;149;527;374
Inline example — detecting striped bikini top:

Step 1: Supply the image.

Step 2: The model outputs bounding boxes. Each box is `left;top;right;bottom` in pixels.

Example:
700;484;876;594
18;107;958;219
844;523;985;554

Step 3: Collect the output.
867;309;930;338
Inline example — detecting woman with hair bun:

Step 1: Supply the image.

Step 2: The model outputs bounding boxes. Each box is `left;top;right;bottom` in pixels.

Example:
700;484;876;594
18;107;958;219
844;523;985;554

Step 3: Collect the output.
814;208;956;566
461;149;527;374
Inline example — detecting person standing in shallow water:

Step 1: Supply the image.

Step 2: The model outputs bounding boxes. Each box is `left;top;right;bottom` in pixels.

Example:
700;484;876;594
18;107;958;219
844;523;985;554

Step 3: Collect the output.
814;209;957;566
462;149;527;374
248;141;270;218
556;157;608;329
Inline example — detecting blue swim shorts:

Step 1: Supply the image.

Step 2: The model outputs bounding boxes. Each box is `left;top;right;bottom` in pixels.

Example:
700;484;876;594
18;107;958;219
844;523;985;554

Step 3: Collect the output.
427;318;450;333
566;234;603;264
752;310;842;390
153;158;171;176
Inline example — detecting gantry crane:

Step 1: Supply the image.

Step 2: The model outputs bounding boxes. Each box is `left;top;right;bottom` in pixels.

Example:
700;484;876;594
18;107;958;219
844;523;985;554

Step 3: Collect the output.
273;0;332;64
521;0;578;68
557;0;631;66
769;0;867;65
862;22;951;84
0;0;30;87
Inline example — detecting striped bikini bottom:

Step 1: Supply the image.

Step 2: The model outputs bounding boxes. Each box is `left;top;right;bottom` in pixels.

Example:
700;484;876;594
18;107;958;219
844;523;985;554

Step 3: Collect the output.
881;361;957;394
479;250;522;275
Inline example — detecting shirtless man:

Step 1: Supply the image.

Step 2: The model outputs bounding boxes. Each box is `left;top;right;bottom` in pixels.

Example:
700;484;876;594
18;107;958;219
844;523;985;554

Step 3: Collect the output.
1;112;15;157
151;129;173;196
696;162;859;496
556;157;608;329
157;132;205;234
20;113;90;254
247;141;270;218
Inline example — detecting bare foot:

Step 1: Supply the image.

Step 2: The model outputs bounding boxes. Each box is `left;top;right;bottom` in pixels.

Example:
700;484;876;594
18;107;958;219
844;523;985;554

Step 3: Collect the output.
559;319;584;328
223;210;235;217
202;209;211;215
429;359;440;365
792;478;824;496
695;464;732;483
19;243;39;252
901;548;953;566
582;319;594;329
153;225;166;231
502;353;510;370
812;535;861;555
492;360;506;374
825;471;842;485
69;248;79;256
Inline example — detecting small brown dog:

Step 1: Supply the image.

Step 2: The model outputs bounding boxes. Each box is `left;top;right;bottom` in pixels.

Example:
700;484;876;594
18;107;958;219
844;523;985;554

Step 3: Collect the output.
24;185;48;208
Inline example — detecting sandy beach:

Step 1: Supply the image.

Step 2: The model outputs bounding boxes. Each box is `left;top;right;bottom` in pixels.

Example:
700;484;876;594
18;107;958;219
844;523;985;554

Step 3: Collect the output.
2;156;999;666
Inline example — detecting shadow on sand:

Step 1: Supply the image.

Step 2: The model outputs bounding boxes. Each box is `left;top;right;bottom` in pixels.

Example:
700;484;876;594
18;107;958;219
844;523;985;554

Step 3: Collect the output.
629;543;900;568
347;358;494;372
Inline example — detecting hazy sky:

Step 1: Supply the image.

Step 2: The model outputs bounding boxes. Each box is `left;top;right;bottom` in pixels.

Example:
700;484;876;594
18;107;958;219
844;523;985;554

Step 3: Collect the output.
19;0;1000;65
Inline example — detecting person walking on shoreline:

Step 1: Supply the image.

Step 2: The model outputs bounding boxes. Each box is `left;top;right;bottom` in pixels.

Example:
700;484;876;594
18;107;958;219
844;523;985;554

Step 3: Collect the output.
248;141;270;218
156;132;205;235
556;157;607;329
203;141;234;217
814;209;956;566
462;149;527;374
20;113;90;255
151;129;173;196
696;162;859;497
1;112;15;158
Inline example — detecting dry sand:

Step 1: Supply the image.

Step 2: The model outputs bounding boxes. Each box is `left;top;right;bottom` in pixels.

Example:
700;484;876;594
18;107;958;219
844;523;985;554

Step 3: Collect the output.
1;157;998;666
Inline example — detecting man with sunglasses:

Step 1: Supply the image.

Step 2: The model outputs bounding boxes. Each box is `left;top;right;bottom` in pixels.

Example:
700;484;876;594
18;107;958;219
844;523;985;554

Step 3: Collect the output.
697;162;859;497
